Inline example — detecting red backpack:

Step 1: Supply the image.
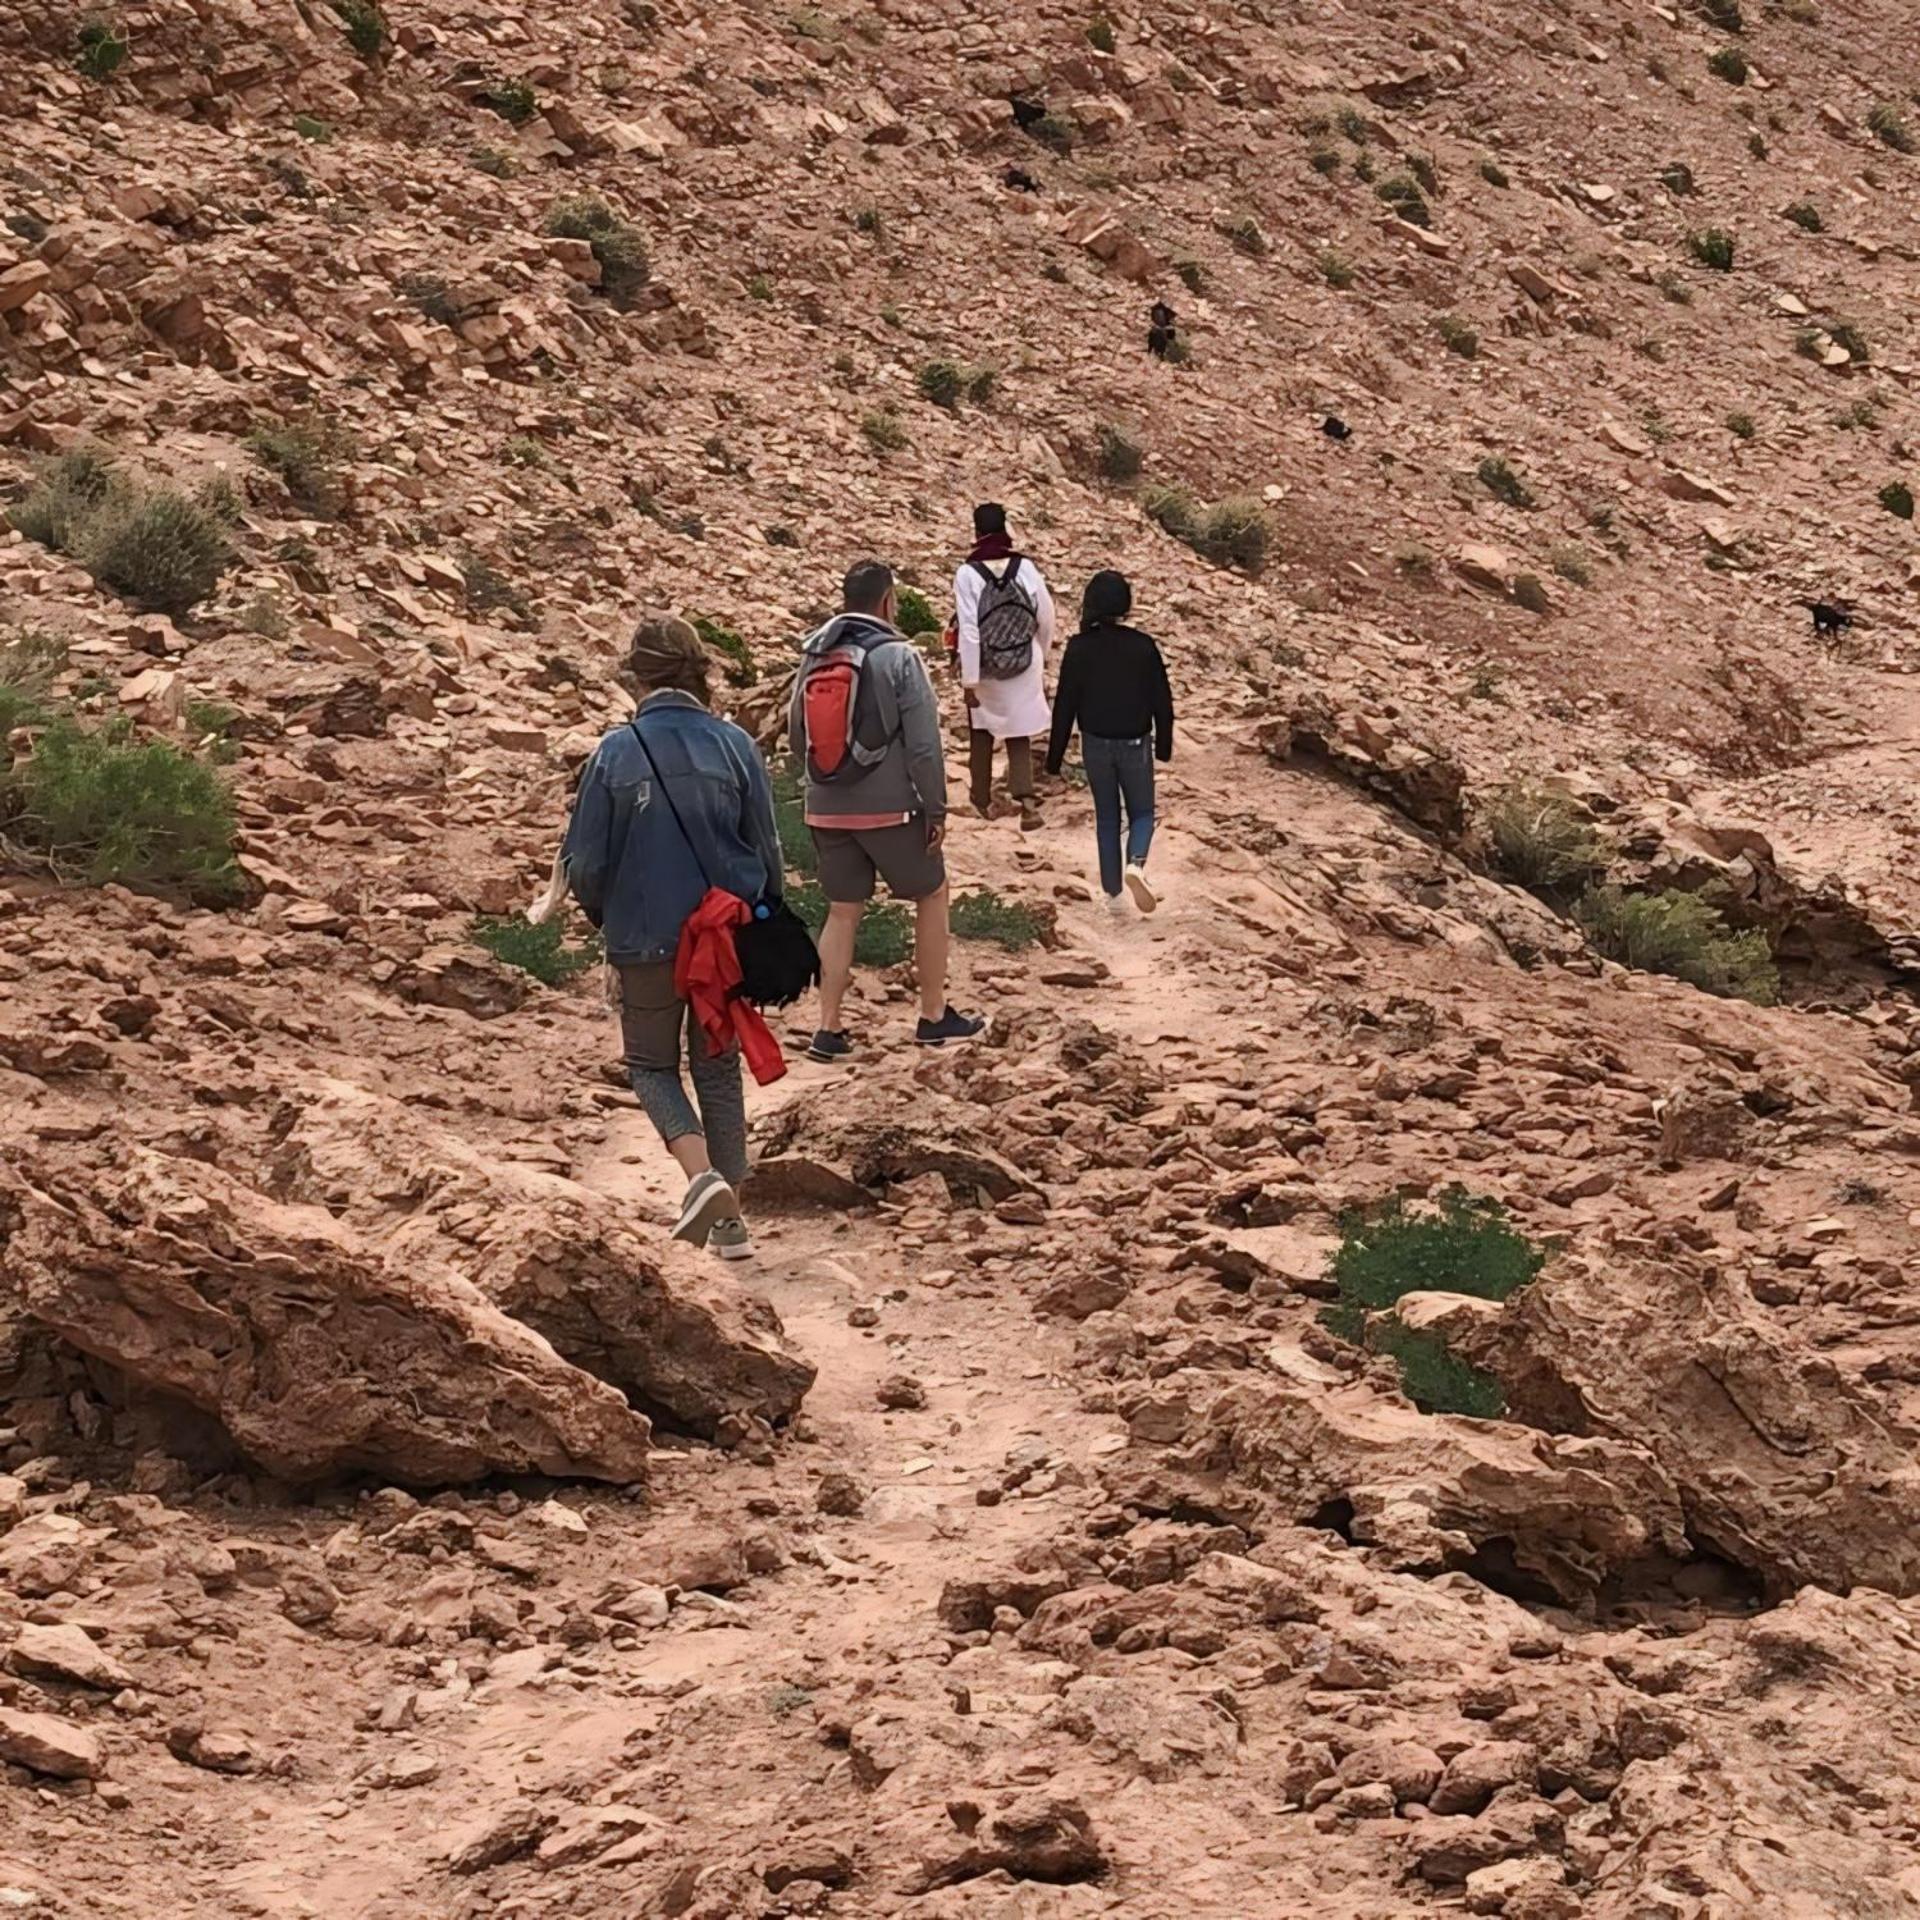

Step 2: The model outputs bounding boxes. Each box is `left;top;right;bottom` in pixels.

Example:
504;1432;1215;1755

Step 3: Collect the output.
799;625;899;785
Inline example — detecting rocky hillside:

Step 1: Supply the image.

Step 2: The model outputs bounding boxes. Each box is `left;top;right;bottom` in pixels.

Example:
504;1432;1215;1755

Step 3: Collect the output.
4;0;1920;1915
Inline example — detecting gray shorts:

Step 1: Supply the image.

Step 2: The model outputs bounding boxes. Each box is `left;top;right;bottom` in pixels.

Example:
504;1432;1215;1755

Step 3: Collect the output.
615;960;732;1071
811;819;947;904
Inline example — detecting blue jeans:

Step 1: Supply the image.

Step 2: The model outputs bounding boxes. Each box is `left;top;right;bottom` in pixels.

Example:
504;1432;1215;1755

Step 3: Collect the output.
1082;734;1156;897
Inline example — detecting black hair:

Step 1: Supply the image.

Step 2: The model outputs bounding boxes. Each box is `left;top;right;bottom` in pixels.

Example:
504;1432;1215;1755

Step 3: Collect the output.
972;501;1008;540
1080;569;1133;627
842;560;895;613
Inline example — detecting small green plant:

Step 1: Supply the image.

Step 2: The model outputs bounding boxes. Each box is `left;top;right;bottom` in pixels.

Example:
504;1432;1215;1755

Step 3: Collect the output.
1707;45;1749;85
1142;482;1199;542
478;76;539;126
1641;407;1675;445
1145;489;1272;572
1223;214;1269;257
1174;257;1207;295
470;145;516;178
1096;424;1144;481
1028;113;1077;155
1548;544;1593;586
1486;786;1607;889
74;19;128;80
0;630;65;740
1436;313;1479;358
1086;14;1115;52
470;914;602;986
1835;397;1884;431
1880;480;1915;520
1318;249;1356;289
502;435;547;468
747;272;774;302
893;586;940;637
1828;321;1871;363
332;0;385;59
1688;228;1735;271
1476;456;1536;509
1727;410;1756;439
691;614;758;687
917;359;965;409
1375;175;1431;227
79;485;231;616
966;365;998;405
767;1683;814;1718
1659;161;1696;196
1309;145;1341;177
789;881;911;966
879;302;904;328
950;888;1046;950
1576;885;1779;1002
1320;1188;1546;1416
3;715;241;899
399;272;461;325
247;412;352;517
1785;201;1823;232
459;550;532;624
771;762;816;877
293;113;332;142
545;196;650;308
861;409;908;453
8;447;116;552
1869;103;1915;153
854;206;884;236
1479;157;1509;187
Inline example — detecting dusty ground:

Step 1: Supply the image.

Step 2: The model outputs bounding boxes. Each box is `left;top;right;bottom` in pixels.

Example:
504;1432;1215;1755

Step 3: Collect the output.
6;0;1920;1914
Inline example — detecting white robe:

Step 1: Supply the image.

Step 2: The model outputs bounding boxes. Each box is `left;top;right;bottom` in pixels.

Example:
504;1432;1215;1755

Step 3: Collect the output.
953;555;1055;741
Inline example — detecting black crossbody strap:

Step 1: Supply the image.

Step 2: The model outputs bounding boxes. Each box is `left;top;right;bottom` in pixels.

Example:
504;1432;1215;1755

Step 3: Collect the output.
629;718;715;890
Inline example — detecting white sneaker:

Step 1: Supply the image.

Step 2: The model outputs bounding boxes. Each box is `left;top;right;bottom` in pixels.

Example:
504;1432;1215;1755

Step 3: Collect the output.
672;1170;739;1246
1102;890;1128;915
1124;863;1159;914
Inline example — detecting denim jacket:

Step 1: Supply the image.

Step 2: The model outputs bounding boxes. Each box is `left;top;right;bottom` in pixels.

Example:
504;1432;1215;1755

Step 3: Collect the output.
563;692;783;965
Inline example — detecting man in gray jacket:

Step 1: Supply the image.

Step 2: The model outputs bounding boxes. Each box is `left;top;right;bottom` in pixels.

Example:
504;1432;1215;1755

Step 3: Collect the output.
789;560;985;1061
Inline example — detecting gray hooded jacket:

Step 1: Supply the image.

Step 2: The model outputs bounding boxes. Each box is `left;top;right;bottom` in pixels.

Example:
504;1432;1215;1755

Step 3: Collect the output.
787;614;948;825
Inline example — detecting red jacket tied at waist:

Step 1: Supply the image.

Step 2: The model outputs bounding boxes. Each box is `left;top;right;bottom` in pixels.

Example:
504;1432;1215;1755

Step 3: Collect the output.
674;888;787;1087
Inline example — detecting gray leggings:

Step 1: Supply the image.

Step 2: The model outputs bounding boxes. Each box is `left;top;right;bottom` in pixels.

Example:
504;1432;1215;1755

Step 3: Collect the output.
614;963;749;1187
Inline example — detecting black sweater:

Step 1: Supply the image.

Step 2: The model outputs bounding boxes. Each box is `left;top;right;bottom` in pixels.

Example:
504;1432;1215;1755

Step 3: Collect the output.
1046;623;1175;771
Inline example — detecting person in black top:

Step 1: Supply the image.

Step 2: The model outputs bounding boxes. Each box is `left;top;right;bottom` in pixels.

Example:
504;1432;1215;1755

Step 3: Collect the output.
1045;571;1175;914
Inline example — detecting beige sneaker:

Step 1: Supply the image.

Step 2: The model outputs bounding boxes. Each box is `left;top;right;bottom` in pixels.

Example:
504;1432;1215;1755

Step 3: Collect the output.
1124;863;1159;914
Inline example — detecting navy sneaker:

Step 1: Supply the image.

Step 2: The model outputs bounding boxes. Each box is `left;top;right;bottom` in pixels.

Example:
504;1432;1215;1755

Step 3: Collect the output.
807;1029;854;1063
915;1006;986;1047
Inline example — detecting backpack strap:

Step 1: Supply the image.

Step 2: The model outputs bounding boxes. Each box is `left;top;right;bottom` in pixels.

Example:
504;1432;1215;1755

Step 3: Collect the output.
629;717;714;890
970;553;1023;589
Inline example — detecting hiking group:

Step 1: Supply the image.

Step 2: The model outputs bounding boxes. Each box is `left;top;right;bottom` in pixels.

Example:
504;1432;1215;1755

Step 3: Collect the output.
555;502;1176;1259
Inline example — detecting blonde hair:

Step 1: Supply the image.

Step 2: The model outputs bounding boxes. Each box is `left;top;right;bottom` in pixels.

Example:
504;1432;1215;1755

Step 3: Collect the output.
625;613;712;702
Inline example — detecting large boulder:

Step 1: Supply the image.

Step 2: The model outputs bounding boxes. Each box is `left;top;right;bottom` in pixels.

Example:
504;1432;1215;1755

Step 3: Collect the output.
0;1150;652;1487
265;1077;814;1435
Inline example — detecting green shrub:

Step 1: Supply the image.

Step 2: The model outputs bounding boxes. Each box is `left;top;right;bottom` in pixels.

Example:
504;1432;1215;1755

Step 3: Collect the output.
479;77;539;125
966;365;998;406
1145;489;1271;571
747;273;774;302
1321;1188;1546;1414
1096;424;1144;481
1375;175;1431;227
917;360;966;409
0;631;64;742
1707;45;1749;85
1028;113;1077;154
77;484;231;616
772;761;816;877
950;888;1045;950
502;435;547;468
691;614;757;687
293;113;332;142
1688;228;1735;271
1869;103;1915;153
861;410;907;453
458;550;531;624
854;206;884;236
1486;786;1607;889
1548;544;1593;586
8;448;115;552
3;715;240;898
1575;885;1779;1002
893;585;941;637
1085;14;1115;52
332;0;385;59
1436;313;1479;358
1880;480;1915;520
545;196;650;308
1828;320;1871;362
789;880;911;966
1479;157;1509;187
1477;456;1535;509
1309;145;1341;177
470;914;601;985
1785;201;1823;232
247;413;352;517
1727;410;1756;439
1318;249;1355;288
470;145;516;178
1174;257;1206;295
75;19;127;80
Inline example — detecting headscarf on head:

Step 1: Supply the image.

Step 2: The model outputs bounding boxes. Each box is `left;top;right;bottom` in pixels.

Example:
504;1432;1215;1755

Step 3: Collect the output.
626;613;713;704
1079;570;1133;630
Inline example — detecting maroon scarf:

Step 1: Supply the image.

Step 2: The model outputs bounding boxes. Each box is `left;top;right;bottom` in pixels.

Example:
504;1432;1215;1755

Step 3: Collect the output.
967;531;1014;564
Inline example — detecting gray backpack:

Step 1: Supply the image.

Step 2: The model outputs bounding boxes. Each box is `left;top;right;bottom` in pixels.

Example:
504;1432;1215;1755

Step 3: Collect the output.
971;557;1038;680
